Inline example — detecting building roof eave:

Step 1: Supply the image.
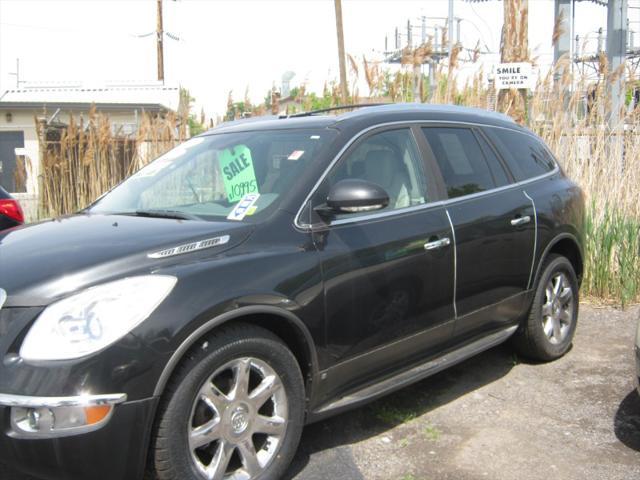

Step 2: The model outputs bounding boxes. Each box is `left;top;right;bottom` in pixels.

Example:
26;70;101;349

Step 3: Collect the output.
0;101;170;113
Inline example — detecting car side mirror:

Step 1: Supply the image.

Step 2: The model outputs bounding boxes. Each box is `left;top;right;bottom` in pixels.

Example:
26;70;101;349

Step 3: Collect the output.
319;179;389;215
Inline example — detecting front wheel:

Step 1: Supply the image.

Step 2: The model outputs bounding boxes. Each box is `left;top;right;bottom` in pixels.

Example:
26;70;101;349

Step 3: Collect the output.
513;254;579;361
150;323;305;480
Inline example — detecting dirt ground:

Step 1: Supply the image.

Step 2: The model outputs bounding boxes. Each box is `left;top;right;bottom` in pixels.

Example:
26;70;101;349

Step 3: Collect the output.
3;305;640;480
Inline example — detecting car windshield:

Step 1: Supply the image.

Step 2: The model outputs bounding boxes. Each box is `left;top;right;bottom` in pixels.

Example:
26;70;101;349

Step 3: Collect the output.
89;128;336;221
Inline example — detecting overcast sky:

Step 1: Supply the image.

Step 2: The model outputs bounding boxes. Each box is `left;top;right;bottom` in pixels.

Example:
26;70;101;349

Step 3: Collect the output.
1;0;637;118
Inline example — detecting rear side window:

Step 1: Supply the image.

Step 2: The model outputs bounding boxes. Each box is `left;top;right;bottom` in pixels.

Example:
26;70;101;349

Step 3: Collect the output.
484;128;556;181
421;127;508;199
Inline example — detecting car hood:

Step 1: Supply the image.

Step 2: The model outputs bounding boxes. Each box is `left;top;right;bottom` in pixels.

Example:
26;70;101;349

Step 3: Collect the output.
0;214;253;306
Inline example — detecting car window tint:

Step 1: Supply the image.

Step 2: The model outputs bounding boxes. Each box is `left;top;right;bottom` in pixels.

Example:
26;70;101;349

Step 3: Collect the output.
484;128;556;181
421;127;496;199
476;133;510;187
323;128;429;219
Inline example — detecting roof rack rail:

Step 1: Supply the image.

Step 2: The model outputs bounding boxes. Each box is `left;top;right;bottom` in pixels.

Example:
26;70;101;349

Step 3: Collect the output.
282;103;390;118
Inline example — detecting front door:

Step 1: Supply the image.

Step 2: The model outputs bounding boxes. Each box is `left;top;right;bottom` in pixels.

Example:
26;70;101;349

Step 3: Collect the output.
420;126;535;340
308;127;455;398
0;131;25;192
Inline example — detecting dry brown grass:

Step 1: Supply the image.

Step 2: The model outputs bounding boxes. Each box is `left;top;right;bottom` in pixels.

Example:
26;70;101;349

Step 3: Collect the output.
38;107;185;218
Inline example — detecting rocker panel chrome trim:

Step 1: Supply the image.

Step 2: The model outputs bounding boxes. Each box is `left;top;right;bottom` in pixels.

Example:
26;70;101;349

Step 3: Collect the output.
314;325;517;415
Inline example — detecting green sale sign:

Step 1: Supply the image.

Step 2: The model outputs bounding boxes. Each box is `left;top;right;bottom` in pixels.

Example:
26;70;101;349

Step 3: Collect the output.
218;145;259;202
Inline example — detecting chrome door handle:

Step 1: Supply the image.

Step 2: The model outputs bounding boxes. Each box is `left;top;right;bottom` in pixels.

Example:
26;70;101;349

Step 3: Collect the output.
510;215;531;226
424;237;451;251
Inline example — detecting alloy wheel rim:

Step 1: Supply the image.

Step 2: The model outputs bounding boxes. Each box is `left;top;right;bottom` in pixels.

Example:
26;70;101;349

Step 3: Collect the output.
541;272;574;345
188;357;288;480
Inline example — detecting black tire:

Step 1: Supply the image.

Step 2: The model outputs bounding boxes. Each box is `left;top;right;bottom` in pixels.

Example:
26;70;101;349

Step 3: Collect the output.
513;254;579;361
150;323;305;480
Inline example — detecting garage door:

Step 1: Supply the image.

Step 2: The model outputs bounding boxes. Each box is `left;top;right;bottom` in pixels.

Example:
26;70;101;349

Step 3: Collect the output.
0;131;25;192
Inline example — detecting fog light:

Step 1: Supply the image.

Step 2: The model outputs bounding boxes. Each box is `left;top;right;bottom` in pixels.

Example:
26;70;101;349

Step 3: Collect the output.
10;404;114;437
14;407;55;433
0;392;126;438
27;409;41;430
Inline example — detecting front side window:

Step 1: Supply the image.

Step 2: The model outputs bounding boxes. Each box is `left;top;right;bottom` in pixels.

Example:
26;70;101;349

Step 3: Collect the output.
319;128;430;219
421;127;503;199
90;129;336;222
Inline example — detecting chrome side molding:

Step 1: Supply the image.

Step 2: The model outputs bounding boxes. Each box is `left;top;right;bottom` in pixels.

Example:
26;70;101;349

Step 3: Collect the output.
0;392;127;408
314;325;517;415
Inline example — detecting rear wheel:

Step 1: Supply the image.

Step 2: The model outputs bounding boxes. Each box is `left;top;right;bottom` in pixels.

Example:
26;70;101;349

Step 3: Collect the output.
513;254;579;361
151;324;305;480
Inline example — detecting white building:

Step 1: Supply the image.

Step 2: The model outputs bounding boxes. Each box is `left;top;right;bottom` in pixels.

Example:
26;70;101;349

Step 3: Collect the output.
0;81;179;217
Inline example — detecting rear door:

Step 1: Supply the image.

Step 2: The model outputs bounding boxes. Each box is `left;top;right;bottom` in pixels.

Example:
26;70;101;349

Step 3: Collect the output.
420;125;535;340
307;126;455;399
0;132;24;192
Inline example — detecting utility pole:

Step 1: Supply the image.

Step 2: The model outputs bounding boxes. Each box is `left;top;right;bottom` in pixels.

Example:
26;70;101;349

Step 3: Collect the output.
334;0;348;103
606;0;628;170
8;58;20;89
606;0;628;128
448;0;454;64
553;0;572;73
157;0;165;83
554;0;572;108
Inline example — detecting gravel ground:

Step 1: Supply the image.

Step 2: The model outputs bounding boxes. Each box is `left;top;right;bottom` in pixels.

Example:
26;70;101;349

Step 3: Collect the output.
3;304;639;480
287;304;640;480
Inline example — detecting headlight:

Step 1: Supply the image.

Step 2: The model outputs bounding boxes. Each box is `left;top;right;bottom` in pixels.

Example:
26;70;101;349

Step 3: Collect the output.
20;276;177;361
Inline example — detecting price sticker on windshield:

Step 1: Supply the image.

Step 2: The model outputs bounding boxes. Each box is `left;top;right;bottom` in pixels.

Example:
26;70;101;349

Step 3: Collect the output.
219;145;259;203
227;193;260;221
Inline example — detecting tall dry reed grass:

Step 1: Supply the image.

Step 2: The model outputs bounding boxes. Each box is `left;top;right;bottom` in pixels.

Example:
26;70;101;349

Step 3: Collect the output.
38;107;185;218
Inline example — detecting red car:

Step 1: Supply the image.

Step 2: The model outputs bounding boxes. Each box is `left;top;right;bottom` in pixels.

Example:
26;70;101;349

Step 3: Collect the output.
0;186;24;231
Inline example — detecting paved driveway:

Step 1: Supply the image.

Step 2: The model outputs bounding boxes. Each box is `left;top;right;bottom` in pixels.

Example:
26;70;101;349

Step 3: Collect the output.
3;305;640;480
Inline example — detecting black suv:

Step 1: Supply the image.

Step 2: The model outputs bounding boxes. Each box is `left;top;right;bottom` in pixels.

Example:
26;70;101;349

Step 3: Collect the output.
0;104;584;480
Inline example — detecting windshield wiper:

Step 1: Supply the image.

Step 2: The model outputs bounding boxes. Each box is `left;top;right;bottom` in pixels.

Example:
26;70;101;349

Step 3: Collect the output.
129;209;201;221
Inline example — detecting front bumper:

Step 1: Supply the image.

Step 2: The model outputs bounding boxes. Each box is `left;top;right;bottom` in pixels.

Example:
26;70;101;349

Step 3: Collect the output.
0;396;158;480
0;307;167;479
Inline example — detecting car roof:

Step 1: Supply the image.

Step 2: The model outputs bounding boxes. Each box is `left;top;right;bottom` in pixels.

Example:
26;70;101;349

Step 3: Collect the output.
202;103;521;136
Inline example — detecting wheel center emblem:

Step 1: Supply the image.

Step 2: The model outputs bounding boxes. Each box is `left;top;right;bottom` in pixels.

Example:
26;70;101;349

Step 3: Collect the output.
231;408;249;434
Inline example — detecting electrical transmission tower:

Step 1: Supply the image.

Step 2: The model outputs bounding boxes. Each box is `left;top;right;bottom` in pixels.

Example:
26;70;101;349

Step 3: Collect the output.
383;15;464;100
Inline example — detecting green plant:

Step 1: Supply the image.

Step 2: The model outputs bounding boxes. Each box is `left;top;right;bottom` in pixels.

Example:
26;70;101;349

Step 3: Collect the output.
583;205;640;306
374;404;417;425
423;424;441;441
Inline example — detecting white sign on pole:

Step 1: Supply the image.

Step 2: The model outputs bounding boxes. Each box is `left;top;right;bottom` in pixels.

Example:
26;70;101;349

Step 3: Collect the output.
494;62;533;90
